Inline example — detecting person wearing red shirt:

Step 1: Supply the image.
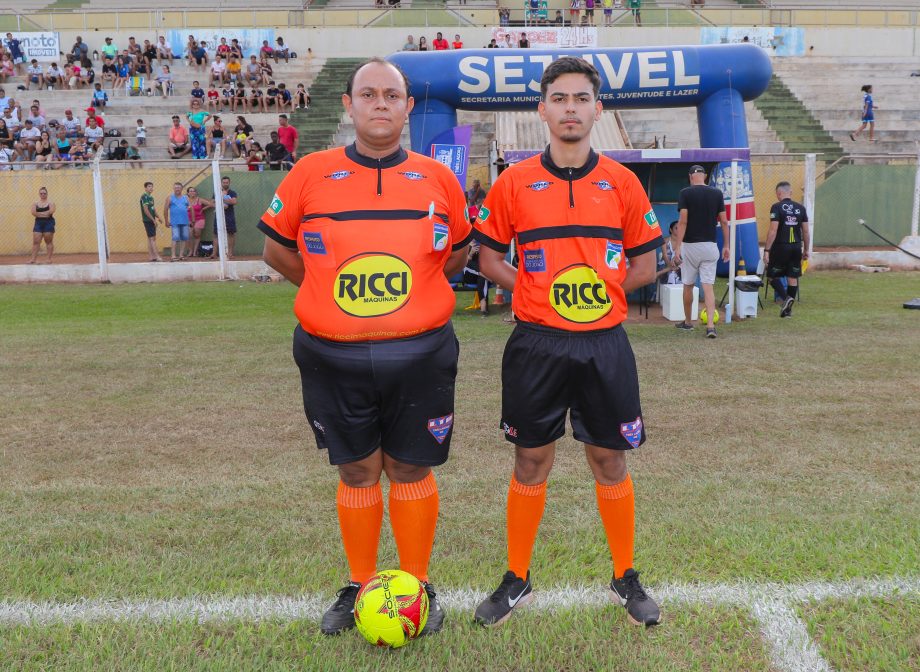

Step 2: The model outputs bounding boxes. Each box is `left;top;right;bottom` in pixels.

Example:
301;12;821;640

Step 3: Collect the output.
276;113;299;161
259;58;471;638
432;32;449;50
472;57;663;629
451;34;463;50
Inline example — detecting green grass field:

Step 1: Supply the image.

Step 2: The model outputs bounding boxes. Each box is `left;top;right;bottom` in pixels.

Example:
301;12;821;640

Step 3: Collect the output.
1;271;918;670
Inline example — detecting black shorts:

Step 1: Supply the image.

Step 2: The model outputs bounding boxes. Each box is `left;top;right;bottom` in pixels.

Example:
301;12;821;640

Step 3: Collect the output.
500;322;645;451
768;244;803;279
293;322;460;466
142;219;156;238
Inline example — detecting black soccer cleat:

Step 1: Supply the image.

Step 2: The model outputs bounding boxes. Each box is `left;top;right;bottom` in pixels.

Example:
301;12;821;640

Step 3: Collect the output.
675;321;694;331
780;297;795;318
420;581;445;635
320;581;360;635
706;328;717;339
474;570;534;627
610;569;661;626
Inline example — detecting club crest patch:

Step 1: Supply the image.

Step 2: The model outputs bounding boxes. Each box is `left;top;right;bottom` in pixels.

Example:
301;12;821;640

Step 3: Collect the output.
593;180;614;191
620;416;643;449
399;171;427;181
433;223;449;251
605;242;622;269
643;210;659;228
523;248;546;273
324;170;354;181
303;231;326;255
428;414;454;444
526;181;552;192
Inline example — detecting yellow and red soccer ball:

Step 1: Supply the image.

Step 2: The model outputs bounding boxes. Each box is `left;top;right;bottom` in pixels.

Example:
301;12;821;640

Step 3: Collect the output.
354;570;429;648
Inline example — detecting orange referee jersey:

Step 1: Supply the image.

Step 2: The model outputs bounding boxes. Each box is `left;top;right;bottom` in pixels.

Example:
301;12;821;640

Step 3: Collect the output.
259;143;472;342
474;149;663;331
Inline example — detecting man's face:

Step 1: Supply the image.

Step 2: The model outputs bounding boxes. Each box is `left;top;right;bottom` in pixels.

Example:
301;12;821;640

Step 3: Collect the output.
538;73;601;144
221;178;230;190
174;184;182;195
279;116;287;127
65;111;72;118
172;118;180;127
145;183;154;194
88;118;96;127
342;62;413;148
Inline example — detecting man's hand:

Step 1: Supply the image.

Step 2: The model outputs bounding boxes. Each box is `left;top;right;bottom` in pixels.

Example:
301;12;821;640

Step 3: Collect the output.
672;246;681;265
802;249;810;261
721;245;730;262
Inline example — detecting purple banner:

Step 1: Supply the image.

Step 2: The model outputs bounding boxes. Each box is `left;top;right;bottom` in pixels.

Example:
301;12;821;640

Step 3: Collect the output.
429;125;472;188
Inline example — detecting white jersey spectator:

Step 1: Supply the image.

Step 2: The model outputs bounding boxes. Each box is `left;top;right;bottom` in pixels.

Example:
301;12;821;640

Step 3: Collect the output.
61;110;81;137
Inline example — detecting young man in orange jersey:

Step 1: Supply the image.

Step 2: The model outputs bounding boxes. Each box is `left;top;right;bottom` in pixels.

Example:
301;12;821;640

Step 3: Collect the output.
473;57;663;628
258;58;472;636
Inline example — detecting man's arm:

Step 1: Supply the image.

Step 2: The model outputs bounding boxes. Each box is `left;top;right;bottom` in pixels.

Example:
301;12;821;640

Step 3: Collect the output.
801;220;811;260
672;208;687;263
162;196;171;226
620;250;657;295
763;221;778;265
718;211;730;262
143;202;157;221
291;128;299;158
443;246;468;279
479;246;517;291
262;236;304;286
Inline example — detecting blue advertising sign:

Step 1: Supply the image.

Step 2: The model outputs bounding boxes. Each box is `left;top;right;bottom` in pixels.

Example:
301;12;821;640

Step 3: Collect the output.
428;125;472;187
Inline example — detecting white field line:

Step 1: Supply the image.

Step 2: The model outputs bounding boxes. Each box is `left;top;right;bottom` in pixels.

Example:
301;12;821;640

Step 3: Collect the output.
2;577;918;672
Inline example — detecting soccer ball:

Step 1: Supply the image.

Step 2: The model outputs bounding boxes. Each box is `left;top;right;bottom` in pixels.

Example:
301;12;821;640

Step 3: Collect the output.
699;308;720;324
354;570;429;648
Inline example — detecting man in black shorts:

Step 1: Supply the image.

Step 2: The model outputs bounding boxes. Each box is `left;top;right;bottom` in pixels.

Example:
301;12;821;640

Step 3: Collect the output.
764;181;810;318
214;176;237;258
140;181;163;262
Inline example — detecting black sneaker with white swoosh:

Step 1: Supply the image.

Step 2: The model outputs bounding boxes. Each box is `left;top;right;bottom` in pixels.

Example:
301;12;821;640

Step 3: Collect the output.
420;582;444;635
474;570;534;627
609;568;661;626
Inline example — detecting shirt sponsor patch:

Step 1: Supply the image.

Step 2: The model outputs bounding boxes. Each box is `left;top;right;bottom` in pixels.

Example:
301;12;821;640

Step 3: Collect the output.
643;209;659;227
302;231;326;254
605;242;622;269
593;180;614;191
523;248;546;272
620;416;643;448
399;171;427;181
477;205;491;222
428;413;454;444
526;180;552;192
268;194;283;215
324;170;354;180
433;223;449;251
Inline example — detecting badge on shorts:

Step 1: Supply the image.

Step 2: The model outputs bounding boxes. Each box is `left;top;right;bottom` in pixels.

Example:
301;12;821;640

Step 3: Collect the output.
620;416;643;448
428;413;454;444
605;242;622;269
433;223;449;251
523;248;546;272
643;210;658;228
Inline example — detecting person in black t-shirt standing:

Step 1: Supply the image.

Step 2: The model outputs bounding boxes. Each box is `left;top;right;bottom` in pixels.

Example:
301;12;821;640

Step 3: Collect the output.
672;165;728;338
764;181;810;318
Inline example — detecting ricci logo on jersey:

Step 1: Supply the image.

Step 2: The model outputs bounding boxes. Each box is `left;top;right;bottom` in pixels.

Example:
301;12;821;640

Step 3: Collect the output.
334;253;412;318
550;265;612;323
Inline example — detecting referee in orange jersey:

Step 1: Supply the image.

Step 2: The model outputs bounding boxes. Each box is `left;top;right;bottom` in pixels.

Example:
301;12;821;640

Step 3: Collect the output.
473;57;663;627
259;58;472;636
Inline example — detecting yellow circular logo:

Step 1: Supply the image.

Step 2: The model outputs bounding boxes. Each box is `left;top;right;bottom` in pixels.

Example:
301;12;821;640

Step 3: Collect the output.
549;265;612;323
334;253;413;317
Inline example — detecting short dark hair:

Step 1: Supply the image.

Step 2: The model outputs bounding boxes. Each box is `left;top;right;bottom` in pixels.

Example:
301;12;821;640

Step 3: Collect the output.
540;56;601;100
144;181;153;188
278;114;287;120
776;181;791;191
345;57;411;98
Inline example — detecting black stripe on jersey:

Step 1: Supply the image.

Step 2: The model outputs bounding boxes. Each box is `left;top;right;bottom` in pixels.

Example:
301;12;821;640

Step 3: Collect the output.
452;230;474;251
517;225;624;245
302;209;449;223
625;236;664;258
258;220;298;249
472;228;510;253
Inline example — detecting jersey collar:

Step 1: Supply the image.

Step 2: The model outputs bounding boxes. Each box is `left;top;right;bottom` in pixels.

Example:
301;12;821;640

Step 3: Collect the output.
345;142;408;169
540;145;599;181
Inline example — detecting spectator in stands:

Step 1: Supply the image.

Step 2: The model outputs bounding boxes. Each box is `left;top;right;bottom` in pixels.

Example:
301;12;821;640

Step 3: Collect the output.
519;33;530;48
602;0;613;26
111;139;141;168
61;108;81;138
260;40;274;61
27;59;44;89
294;83;310;110
499;7;510;26
33;130;53;166
167;115;191;159
186;186;213;257
83;115;104;150
259;58;273;85
246;142;264;171
274;37;290;64
0;118;12;153
0;87;9;112
26;104;45;129
91;82;109;108
452;34;463;50
191;41;208;72
135;118;146;147
155;65;173;97
850;84;877;143
433;32;449;51
101;37;118;61
71;36;89;64
487;39;498;48
29;187;56;264
418;37;428;52
249;85;266;113
0;55;13;83
628;0;641;26
69;136;87;164
264;130;289;170
230;39;243;60
227;56;242;85
46;62;65;89
4;33;25;76
265;80;279;108
467;178;486;205
65;57;85;89
140;181;164;262
206;82;221;111
164;182;191;260
216;38;232;60
113;56;131;92
233;81;248;113
142;40;158;70
584;0;595;25
16;118;40;160
52;127;71;167
246;55;261;85
213;176;238;258
101;57;117;88
207;115;233;157
277;113;298;161
156;36;173;66
210;55;227;85
403;35;418;52
276;83;292;112
186;97;211;159
190;79;205;105
127;36;142;61
185;35;198;64
84;106;105;128
222;83;234;109
233;115;254;157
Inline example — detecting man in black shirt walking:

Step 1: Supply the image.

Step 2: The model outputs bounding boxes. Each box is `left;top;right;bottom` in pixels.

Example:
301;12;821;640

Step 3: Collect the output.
764;181;810;318
672;165;729;338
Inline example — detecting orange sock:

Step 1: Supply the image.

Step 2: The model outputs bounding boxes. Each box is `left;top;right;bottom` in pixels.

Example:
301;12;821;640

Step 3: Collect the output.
595;474;635;579
336;480;383;584
507;473;547;578
389;472;439;583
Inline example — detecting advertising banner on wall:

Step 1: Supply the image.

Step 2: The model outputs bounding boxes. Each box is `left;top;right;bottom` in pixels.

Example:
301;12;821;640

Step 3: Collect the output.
429;125;472;188
490;26;598;49
9;32;62;62
167;29;276;60
700;27;805;57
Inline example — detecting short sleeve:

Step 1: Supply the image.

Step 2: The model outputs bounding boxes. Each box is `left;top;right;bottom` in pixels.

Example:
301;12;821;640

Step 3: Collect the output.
473;171;515;253
442;170;473;251
257;157;310;249
801;206;809;223
769;204;780;222
716;190;725;214
677;188;687;211
621;169;664;258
